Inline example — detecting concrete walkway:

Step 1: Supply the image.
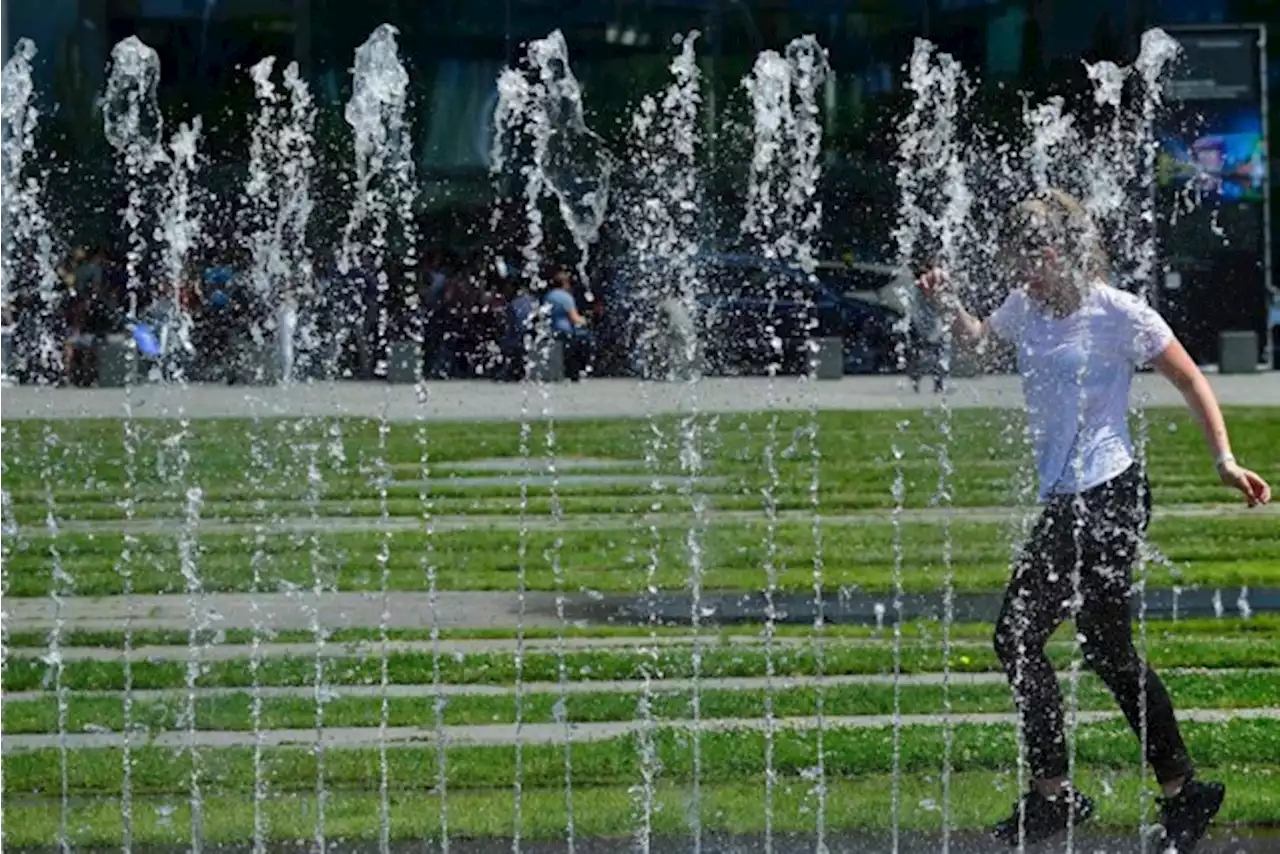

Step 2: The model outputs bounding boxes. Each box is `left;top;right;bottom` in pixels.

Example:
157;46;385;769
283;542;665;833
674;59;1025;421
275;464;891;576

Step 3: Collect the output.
4;373;1277;422
6;585;1272;633
4;706;1277;752
6;586;1273;633
1;634;835;662
5;629;1203;663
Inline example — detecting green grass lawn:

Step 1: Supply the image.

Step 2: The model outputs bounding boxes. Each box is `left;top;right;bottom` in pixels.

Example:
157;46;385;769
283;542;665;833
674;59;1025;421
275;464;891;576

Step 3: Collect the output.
4;408;1278;520
4;408;1276;599
6;514;1276;596
6;633;1279;693
2;722;1280;839
9;613;1280;650
3;407;1278;847
7;719;1279;796
5;765;1278;846
5;670;1278;735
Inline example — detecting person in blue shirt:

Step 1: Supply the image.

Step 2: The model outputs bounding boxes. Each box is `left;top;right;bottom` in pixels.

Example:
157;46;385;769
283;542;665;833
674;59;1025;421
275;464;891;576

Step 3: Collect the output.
500;275;537;381
544;267;586;334
542;266;592;380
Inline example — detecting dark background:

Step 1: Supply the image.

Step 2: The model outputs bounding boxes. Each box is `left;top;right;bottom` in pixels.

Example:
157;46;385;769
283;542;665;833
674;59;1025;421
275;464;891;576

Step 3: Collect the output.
3;0;1276;363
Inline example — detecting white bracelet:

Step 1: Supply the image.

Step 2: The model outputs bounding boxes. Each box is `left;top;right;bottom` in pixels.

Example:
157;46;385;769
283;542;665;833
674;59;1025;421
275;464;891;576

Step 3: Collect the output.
1214;451;1236;470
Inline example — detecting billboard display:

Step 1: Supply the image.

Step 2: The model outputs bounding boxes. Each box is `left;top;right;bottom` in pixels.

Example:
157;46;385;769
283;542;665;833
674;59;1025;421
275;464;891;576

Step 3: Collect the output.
1157;27;1268;206
1157;103;1267;202
1155;24;1270;366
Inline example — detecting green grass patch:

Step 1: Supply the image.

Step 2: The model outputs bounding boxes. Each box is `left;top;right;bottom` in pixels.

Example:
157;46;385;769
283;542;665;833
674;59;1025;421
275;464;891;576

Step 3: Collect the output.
3;765;1277;846
6;719;1280;796
5;635;1278;693
8;614;1279;651
4;409;1277;524
5;671;1277;735
6;514;1277;596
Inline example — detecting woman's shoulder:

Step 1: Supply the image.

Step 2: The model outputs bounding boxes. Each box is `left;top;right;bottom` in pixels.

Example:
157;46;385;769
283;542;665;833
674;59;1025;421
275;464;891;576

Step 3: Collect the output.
1090;282;1157;315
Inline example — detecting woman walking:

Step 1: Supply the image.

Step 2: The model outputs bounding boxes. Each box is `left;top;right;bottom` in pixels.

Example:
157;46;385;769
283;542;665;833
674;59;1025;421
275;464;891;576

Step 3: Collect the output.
916;188;1270;853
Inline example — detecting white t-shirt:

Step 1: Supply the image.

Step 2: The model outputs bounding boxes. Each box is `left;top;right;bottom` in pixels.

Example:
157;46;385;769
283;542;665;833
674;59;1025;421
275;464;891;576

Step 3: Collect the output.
987;283;1174;502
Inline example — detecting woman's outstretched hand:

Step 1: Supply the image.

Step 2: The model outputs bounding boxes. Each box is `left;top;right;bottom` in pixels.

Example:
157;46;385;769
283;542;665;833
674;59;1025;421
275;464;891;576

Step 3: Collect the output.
915;267;950;305
1218;462;1272;507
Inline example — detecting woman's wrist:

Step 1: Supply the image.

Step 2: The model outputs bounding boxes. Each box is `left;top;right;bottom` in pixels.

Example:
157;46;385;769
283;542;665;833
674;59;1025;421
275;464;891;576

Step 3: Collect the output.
1214;450;1237;471
932;290;963;316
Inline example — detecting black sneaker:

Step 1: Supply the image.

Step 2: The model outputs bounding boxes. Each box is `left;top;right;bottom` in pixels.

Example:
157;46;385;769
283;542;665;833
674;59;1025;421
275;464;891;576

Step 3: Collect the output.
992;788;1095;846
1157;779;1225;853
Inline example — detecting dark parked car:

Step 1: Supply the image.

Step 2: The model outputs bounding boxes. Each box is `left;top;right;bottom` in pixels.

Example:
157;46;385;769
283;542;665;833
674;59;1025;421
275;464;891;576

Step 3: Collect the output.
603;252;907;377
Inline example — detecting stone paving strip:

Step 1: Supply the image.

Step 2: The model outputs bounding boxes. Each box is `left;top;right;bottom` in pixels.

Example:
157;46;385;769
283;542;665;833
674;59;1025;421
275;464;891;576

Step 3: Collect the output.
0;668;1241;704
4;707;1277;752
4;373;1277;421
6;586;1270;633
3;633;1262;664
0;634;890;663
30;502;1276;536
3;591;563;632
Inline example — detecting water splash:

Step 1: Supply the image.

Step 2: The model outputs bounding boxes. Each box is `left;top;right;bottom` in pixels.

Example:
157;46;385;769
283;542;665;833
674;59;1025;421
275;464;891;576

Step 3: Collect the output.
102;37;167;848
246;417;273;854
917;41;969;849
38;425;72;854
526;31;613;294
785;36;831;850
633;408;666;854
739;40;831;849
175;438;207;851
104;36;166;320
1;39;60;381
624;33;702;381
233;60;318;380
546;421;576;852
340;24;414;380
489;58;535;854
374;414;394;854
888;423;908;853
494;32;623;849
621;33;702;849
279;63;318;380
158;119;203;379
894;37;971;849
741;48;789;853
1129;30;1181;839
300;441;331;854
0;468;15;785
1023;97;1077;194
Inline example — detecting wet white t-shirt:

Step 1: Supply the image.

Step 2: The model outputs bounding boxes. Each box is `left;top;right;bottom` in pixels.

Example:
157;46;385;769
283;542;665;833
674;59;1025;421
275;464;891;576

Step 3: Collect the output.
987;283;1174;502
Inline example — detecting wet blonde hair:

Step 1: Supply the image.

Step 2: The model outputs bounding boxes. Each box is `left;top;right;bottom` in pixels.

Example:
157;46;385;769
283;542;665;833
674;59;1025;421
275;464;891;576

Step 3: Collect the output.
1005;188;1110;285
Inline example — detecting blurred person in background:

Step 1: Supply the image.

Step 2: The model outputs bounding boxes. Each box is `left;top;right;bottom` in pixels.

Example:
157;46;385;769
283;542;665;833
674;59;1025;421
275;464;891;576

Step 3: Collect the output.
544;265;593;381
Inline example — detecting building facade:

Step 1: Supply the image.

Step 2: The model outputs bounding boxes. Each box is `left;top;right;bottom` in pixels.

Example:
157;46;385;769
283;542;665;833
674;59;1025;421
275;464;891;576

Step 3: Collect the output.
3;0;1275;360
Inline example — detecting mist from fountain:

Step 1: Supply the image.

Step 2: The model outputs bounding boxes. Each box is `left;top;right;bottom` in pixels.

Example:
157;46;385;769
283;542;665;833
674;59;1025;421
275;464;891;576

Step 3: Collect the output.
897;36;975;848
2;38;60;381
739;40;829;848
342;23;418;853
1;43;62;831
241;58;284;854
620;31;704;851
100;35;169;852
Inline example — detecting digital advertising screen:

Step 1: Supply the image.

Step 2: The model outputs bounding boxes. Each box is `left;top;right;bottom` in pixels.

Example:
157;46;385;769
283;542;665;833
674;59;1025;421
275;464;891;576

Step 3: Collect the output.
1154;24;1271;366
1157;103;1268;203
